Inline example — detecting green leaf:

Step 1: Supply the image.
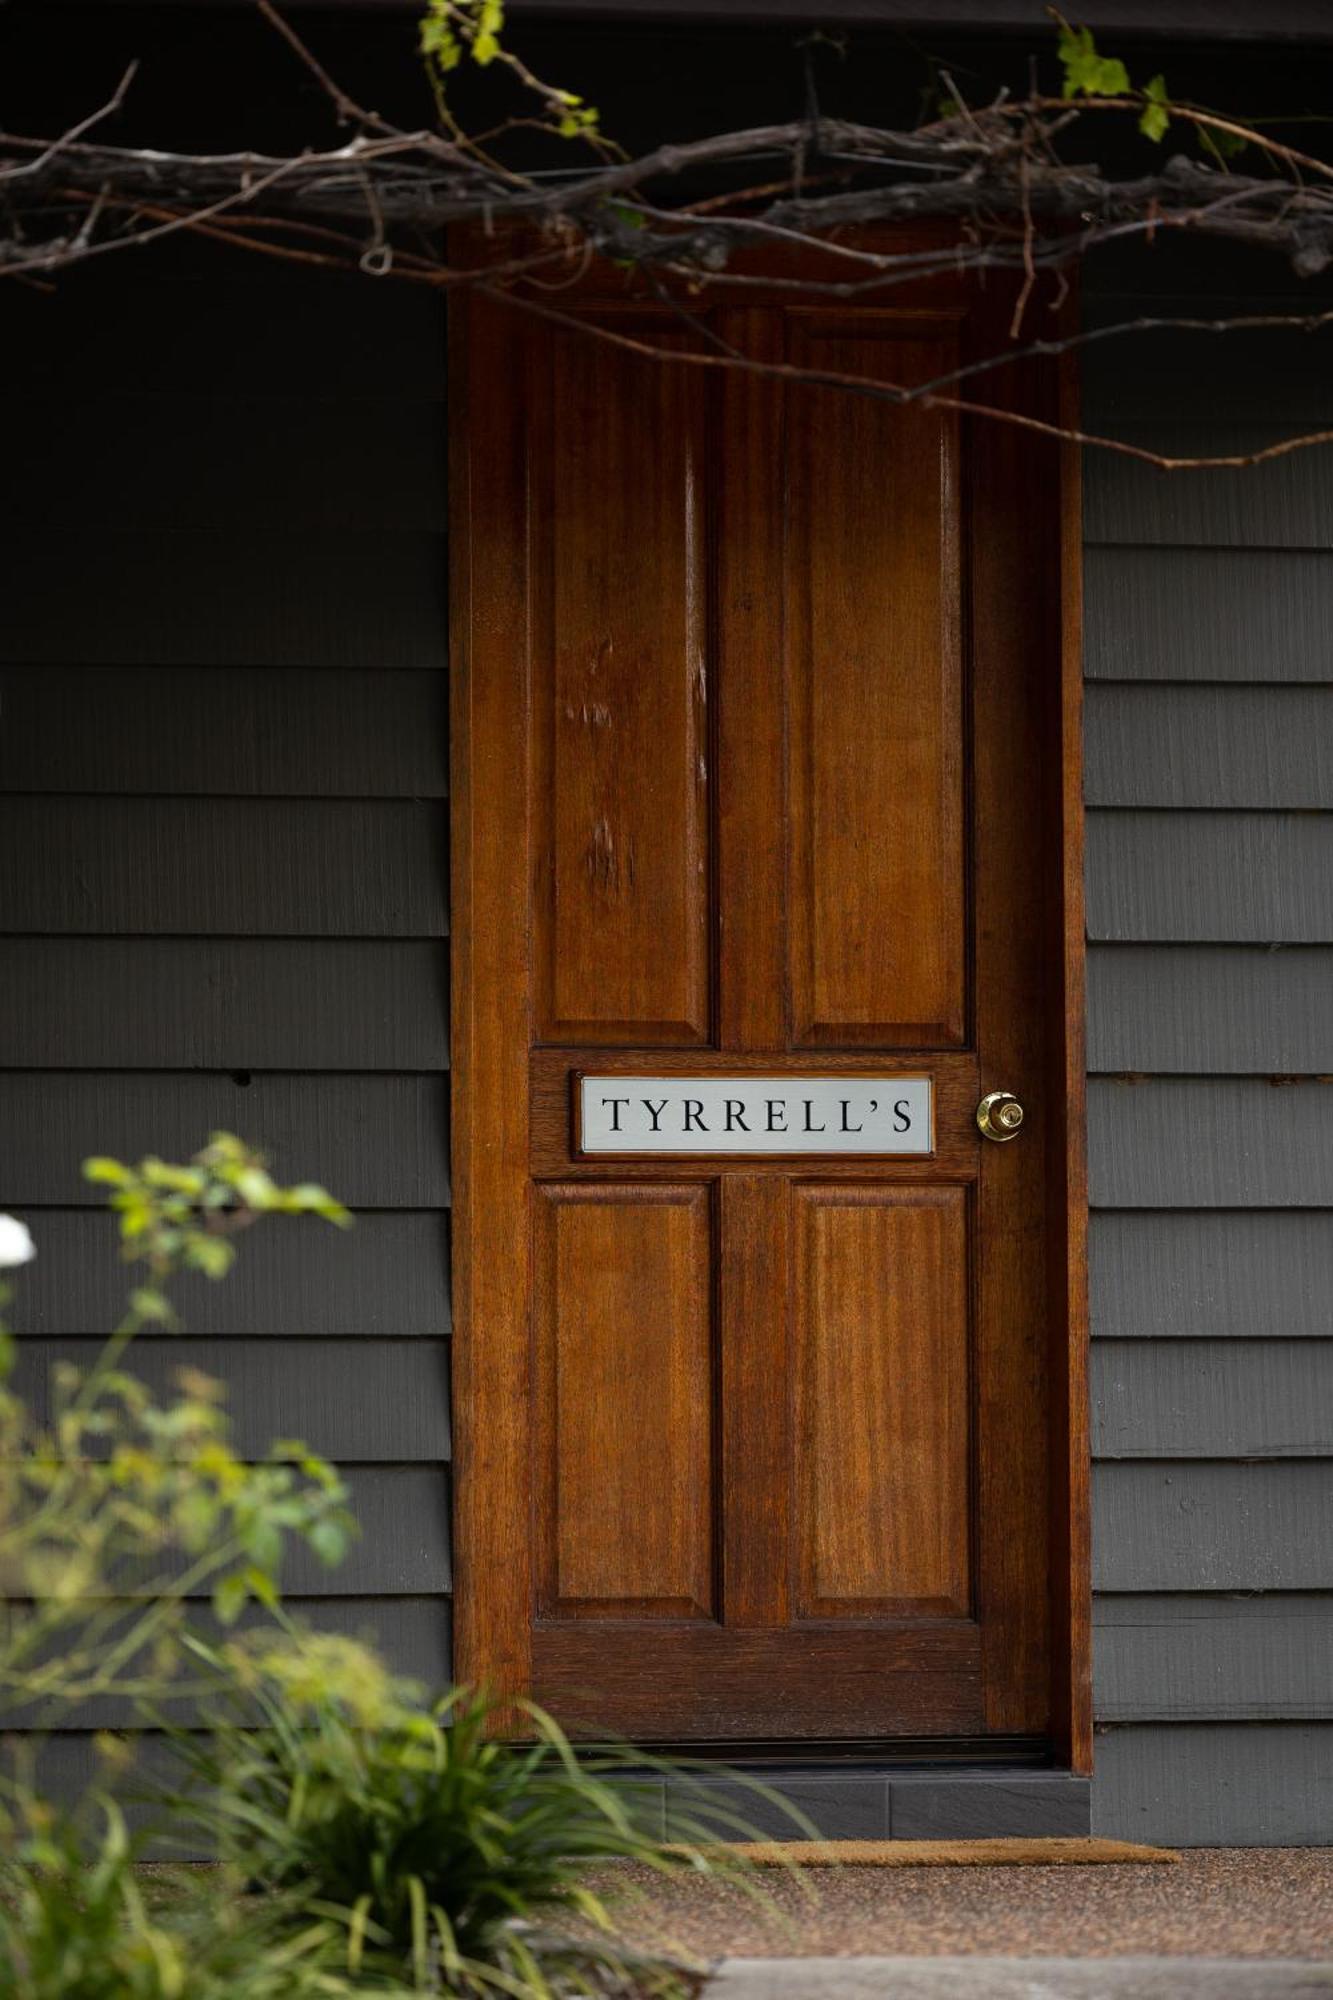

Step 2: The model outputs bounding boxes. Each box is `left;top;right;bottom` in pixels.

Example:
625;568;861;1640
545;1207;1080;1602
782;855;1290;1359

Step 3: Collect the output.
213;1571;249;1626
308;1517;350;1568
83;1156;132;1186
129;1286;174;1325
1139;73;1170;143
1057;21;1131;100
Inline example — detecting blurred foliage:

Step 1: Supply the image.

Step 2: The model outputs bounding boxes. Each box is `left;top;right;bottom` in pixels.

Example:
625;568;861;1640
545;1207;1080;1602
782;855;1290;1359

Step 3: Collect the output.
0;1138;781;1997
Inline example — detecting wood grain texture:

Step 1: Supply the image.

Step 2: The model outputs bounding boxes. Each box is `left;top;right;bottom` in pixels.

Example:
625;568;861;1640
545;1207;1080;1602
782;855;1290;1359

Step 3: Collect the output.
793;1186;970;1617
531;1621;983;1740
6;398;446;532
1095;1594;1333;1721
787;325;964;1048
534;325;710;1044
715;311;787;1053
1093;1723;1333;1846
2;532;447;669
1084;547;1333;683
15;1339;452;1461
1089;1078;1333;1208
534;1185;714;1618
1087;811;1333;942
10;1208;449;1335
1093;1461;1333;1590
1089;945;1333;1073
1086;684;1333;809
0;798;447;937
1090;1209;1333;1338
718;1175;791;1625
0;940;449;1070
1092;1339;1333;1458
0;1073;449;1209
454;253;1080;1750
969;326;1066;1743
449;287;534;1704
0;667;448;797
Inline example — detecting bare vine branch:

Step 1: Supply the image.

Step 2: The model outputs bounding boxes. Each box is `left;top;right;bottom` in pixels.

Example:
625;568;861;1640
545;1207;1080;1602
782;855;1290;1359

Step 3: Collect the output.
5;3;1333;468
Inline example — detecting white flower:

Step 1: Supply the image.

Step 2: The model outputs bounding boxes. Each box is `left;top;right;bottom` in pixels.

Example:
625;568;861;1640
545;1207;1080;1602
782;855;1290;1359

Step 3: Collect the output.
0;1215;36;1268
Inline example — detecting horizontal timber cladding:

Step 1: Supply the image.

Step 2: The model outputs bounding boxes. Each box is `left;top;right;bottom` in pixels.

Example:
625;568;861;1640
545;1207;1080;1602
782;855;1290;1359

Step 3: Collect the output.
7;400;446;534
1085;426;1333;548
1092;1341;1333;1458
0;667;449;797
0;941;450;1070
1090;1210;1333;1339
2;532;447;669
8;1598;454;1735
1085;269;1333;1845
1088;1079;1333;1208
12;1210;449;1338
1095;1596;1333;1722
0;248;453;1684
1093;1461;1333;1592
1093;1725;1333;1847
1086;811;1333;942
1085;684;1333;809
1085;549;1333;682
13;1341;451;1462
1088;946;1333;1073
0;1076;449;1210
0;798;447;936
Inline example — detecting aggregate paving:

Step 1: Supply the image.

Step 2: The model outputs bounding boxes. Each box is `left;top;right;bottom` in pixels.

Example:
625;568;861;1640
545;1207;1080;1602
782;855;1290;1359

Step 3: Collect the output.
593;1849;1333;1963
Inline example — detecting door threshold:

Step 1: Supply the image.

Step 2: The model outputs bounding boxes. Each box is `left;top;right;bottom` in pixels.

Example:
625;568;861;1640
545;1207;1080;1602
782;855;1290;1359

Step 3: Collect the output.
607;1757;1091;1843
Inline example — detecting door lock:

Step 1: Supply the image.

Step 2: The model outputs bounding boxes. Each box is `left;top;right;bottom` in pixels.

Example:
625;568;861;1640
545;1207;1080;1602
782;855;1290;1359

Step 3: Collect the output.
977;1090;1024;1142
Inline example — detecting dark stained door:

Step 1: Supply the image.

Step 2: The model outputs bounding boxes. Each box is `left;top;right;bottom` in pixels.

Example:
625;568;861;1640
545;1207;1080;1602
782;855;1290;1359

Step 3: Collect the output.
452;251;1087;1751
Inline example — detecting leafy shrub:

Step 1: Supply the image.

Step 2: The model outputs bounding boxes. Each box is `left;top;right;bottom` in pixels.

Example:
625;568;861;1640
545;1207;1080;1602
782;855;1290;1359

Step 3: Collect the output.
175;1647;749;1997
0;1140;791;1998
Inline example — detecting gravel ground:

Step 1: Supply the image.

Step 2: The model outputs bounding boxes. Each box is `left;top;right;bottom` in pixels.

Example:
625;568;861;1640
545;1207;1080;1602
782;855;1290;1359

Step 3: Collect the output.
590;1850;1333;1962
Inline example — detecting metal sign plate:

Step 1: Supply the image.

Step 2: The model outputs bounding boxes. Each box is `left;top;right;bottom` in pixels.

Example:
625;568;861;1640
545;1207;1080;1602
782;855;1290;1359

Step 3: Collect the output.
577;1075;933;1156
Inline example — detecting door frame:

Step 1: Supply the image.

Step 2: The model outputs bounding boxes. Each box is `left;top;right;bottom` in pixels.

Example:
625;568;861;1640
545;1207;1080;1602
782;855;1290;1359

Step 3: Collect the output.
448;245;1090;1772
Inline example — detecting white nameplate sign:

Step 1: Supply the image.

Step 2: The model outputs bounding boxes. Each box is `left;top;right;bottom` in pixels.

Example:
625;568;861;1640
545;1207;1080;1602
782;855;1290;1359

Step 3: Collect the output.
578;1076;933;1156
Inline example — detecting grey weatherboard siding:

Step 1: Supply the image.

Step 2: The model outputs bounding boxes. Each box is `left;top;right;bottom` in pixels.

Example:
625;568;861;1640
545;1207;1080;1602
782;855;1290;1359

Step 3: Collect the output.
0;261;454;1712
5;244;1332;1845
1084;285;1333;1844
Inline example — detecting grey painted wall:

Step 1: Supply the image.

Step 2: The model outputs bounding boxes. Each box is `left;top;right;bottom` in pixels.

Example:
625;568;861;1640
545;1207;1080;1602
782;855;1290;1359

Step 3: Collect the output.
1084;280;1333;1844
6;240;1332;1847
0;262;454;1698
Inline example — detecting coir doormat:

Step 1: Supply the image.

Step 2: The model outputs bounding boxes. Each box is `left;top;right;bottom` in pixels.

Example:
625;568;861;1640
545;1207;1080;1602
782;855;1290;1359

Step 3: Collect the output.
675;1839;1178;1867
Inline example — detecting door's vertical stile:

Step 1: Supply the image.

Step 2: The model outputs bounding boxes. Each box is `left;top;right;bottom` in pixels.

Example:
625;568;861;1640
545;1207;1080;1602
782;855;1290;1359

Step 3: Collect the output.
714;311;792;1638
450;292;536;1705
969;322;1059;1735
716;309;788;1055
719;1173;792;1627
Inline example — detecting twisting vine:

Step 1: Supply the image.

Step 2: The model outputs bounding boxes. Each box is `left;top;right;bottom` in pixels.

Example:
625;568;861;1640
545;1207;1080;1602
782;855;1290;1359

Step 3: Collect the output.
4;3;1333;466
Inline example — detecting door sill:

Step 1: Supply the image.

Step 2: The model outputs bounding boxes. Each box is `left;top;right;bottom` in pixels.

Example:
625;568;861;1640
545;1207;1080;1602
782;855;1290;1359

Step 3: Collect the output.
611;1760;1091;1842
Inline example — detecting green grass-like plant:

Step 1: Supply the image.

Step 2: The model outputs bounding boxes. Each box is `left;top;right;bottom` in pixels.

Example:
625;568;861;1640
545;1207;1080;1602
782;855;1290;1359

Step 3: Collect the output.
171;1639;787;1996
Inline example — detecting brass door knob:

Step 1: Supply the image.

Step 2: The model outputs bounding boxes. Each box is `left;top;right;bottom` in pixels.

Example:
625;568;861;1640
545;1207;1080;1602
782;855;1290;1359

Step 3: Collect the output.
977;1090;1024;1142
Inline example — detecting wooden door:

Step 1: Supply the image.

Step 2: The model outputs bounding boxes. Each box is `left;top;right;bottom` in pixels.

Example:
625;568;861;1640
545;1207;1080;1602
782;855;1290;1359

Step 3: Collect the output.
451;251;1089;1759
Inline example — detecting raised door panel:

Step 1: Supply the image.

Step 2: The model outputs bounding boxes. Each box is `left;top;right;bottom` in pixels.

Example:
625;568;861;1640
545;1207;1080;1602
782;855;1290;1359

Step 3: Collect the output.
534;328;711;1046
534;1183;716;1619
787;324;965;1049
793;1184;971;1619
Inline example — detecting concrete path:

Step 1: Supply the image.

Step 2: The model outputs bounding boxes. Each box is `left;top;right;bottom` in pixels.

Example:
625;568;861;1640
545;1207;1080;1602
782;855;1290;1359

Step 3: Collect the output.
704;1958;1333;1998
